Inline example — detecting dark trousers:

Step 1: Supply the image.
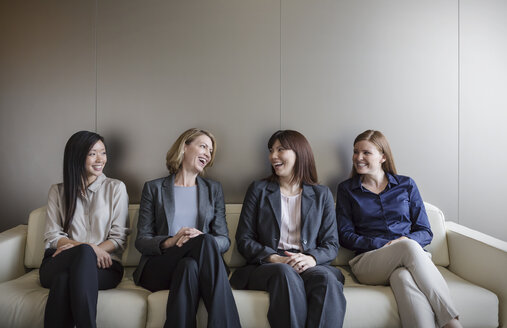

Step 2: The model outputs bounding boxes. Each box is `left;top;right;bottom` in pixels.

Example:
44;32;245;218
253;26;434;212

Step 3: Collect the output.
138;234;241;328
247;263;346;328
39;244;123;328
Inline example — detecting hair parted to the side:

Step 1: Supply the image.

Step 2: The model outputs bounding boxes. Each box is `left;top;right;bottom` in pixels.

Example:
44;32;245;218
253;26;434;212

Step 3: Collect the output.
267;130;318;186
351;129;397;177
63;130;105;233
166;128;216;174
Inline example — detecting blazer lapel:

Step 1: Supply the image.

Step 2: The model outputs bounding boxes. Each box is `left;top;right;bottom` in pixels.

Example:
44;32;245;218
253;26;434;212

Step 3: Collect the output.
300;184;316;229
266;181;282;228
161;175;175;234
196;176;210;231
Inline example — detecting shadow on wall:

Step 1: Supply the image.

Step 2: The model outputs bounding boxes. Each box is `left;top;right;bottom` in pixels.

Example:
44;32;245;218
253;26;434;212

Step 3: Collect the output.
103;133;143;204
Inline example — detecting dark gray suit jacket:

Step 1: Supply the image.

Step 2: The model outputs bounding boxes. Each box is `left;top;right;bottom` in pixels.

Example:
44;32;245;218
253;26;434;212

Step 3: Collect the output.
133;174;230;284
230;180;341;289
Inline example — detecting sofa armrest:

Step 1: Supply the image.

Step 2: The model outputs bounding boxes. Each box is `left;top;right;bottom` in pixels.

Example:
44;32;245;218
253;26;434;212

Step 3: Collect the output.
446;221;507;328
0;225;28;283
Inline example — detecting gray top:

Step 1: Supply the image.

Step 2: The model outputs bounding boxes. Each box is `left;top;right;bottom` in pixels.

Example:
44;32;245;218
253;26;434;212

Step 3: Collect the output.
169;185;198;236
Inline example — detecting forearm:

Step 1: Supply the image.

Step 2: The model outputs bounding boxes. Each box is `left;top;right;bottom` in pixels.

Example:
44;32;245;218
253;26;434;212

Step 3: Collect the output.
56;237;82;248
98;239;117;253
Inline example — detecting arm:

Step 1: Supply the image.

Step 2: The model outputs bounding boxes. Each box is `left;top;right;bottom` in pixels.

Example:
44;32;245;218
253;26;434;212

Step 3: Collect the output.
405;178;433;247
208;182;231;253
0;225;27;283
235;182;277;264
104;181;130;251
135;182;168;255
44;184;68;249
336;183;390;253
446;222;507;327
304;187;339;264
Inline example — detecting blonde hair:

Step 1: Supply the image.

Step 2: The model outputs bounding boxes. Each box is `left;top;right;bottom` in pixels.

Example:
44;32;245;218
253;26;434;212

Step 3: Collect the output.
166;128;217;174
351;130;397;177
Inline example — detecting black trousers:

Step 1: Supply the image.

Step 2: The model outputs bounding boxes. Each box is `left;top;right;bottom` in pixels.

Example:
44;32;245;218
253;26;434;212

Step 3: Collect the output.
139;234;241;328
39;244;123;328
246;262;346;328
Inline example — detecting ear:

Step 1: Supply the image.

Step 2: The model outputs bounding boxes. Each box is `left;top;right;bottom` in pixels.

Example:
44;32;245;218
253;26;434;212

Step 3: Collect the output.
381;154;386;163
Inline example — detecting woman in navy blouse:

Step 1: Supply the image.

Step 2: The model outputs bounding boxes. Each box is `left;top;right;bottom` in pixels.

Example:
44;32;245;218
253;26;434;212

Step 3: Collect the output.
336;130;461;328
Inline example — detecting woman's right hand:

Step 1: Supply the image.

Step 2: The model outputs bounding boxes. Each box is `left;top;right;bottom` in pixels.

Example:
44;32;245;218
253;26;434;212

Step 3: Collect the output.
52;243;75;257
266;254;290;264
161;227;203;249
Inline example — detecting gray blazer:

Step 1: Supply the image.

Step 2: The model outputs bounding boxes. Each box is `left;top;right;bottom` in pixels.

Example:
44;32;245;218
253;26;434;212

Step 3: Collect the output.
230;180;341;289
133;174;230;284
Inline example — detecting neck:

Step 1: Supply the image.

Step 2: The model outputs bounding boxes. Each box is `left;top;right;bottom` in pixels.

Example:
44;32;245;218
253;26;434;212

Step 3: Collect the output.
174;169;198;187
86;174;98;187
279;177;301;196
360;170;386;188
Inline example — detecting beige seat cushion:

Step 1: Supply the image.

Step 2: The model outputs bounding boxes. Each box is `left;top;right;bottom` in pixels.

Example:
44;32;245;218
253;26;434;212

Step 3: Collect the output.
0;270;150;328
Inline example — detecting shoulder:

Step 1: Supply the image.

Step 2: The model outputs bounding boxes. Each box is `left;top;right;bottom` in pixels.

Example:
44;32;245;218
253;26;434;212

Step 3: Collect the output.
198;175;222;189
337;177;355;192
390;174;417;188
49;182;63;193
308;183;331;194
142;176;170;191
246;180;273;194
48;183;64;200
103;177;126;189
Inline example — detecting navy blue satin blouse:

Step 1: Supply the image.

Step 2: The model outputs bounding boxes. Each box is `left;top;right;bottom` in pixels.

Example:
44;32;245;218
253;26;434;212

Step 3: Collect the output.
336;173;432;254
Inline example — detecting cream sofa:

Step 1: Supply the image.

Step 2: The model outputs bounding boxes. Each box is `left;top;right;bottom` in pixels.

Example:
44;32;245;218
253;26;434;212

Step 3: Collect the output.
0;203;505;328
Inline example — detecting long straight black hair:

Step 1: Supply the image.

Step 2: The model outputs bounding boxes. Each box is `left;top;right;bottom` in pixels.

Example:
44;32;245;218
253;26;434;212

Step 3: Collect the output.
63;131;105;233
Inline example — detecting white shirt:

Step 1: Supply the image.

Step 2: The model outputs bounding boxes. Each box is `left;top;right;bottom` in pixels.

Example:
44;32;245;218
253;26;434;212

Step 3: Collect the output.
44;174;130;262
278;192;302;250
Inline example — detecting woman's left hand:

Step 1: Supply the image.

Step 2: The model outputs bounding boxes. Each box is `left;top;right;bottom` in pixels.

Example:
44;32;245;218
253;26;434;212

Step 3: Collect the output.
384;236;408;247
284;251;316;273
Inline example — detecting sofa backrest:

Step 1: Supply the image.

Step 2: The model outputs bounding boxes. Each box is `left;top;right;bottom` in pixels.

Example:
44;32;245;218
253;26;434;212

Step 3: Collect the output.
24;202;449;269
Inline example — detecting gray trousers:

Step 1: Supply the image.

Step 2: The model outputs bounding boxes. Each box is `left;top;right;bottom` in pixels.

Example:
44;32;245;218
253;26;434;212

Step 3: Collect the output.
246;263;346;328
349;239;459;328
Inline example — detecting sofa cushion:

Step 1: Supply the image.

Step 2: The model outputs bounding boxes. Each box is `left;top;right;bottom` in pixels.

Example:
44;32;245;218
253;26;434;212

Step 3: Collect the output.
0;270;150;328
145;289;271;328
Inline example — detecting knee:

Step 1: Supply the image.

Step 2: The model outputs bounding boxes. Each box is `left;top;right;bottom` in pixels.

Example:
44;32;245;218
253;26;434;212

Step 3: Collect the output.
397;239;424;257
176;257;198;273
199;233;219;249
304;267;340;289
270;263;300;281
73;244;97;264
389;267;410;285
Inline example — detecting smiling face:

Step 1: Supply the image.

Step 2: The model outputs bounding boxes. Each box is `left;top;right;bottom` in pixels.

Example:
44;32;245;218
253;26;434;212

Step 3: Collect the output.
85;140;107;185
353;140;385;176
181;134;213;174
269;139;297;181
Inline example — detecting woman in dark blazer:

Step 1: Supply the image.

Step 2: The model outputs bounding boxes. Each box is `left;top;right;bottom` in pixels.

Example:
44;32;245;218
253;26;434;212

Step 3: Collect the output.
230;130;346;328
134;128;241;328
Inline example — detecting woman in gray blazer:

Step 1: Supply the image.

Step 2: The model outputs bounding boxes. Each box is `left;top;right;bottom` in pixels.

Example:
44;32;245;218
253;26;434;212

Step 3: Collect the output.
230;130;346;328
134;128;240;328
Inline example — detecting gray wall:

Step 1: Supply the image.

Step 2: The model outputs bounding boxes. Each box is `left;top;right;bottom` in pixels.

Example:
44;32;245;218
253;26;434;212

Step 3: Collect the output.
1;0;505;241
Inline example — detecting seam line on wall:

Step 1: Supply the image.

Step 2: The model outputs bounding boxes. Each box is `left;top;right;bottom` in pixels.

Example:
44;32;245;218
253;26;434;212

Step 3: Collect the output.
457;0;460;224
279;0;282;130
94;0;98;132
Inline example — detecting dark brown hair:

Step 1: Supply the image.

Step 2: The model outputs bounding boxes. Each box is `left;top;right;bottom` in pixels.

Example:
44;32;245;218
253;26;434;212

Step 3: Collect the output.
267;130;318;185
351;129;397;177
